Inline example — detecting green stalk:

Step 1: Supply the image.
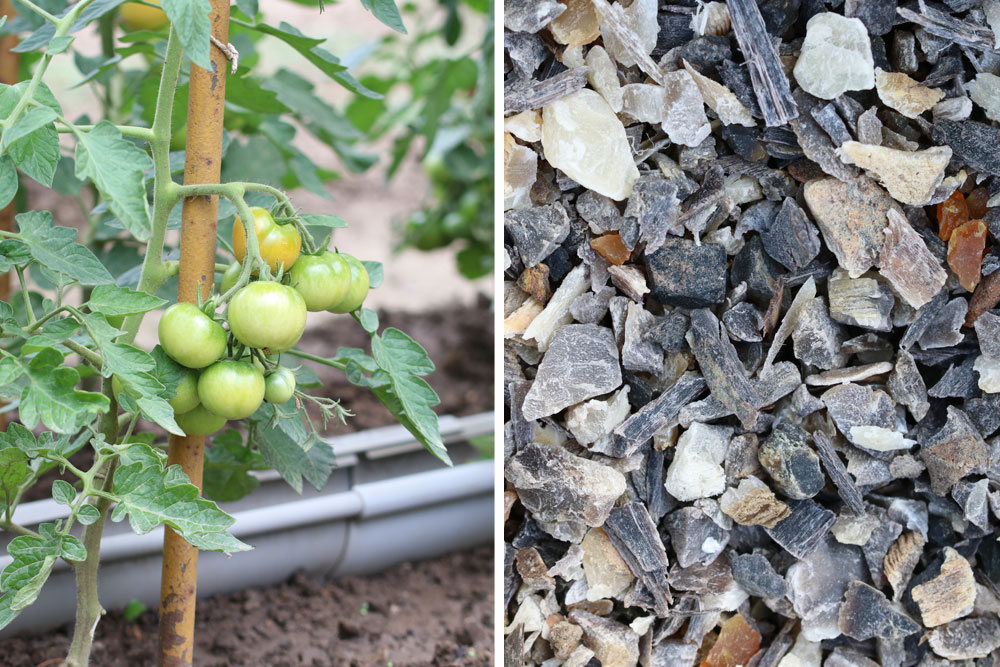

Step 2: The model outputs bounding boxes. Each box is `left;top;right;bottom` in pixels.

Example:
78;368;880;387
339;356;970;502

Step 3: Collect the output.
64;380;119;667
119;28;183;345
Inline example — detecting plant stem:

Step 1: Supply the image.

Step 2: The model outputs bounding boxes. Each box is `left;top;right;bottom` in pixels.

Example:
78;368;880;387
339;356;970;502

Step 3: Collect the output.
16;0;59;23
64;380;119;667
285;348;347;370
56;122;154;141
0;520;40;538
14;264;35;322
120;28;183;345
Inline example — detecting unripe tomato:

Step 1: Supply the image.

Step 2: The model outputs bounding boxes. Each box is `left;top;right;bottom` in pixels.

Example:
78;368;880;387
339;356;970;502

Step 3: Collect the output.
175;404;227;437
264;367;296;403
197;360;265;420
170;370;201;415
288;251;351;312
227;282;307;352
328;254;370;314
158;303;226;369
220;261;242;294
120;0;168;31
232;207;301;273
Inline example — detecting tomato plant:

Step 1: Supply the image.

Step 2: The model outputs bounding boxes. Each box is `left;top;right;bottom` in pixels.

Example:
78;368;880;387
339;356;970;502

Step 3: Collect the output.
0;1;456;664
351;0;494;280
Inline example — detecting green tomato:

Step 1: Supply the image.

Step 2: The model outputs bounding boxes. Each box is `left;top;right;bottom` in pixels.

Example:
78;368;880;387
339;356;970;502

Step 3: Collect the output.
220;261;242;294
175;404;227;437
169;370;200;415
264;367;296;403
328;254;370;314
227;281;307;353
158;303;226;369
288;251;351;312
197;360;265;420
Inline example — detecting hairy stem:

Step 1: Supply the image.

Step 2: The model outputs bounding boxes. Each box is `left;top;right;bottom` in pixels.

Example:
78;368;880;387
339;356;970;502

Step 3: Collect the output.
285;348;347;370
120;28;183;345
64;380;119;667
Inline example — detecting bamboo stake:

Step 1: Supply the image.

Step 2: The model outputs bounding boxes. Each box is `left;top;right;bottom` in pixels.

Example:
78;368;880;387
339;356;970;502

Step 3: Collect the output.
157;4;230;665
0;0;17;433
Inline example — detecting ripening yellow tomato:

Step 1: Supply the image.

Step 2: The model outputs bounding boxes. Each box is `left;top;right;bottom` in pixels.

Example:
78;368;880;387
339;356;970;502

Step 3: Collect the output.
120;0;169;31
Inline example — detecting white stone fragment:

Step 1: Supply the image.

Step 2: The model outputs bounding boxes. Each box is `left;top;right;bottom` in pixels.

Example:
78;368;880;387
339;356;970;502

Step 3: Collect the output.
523;263;590;351
933;96;973;123
504;297;544;337
505;110;542;142
987;0;1000;48
541;89;639;201
849;425;916;452
967;73;1000;122
566;386;632;445
504;133;538;211
630;616;655;636
832;513;880;546
837;142;952;206
562;45;586;68
585;45;624;112
664;422;732;502
682;60;755;127
974;355;1000;393
777;633;822;667
581;527;635;601
661;69;712;146
621;83;667;123
793;13;875;100
600;0;658;68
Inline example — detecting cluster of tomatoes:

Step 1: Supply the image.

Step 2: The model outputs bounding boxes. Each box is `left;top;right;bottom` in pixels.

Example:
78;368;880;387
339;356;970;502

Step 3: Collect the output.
153;207;370;436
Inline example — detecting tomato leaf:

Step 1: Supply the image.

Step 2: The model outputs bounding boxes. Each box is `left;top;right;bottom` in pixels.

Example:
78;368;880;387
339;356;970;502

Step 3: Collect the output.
358;308;378;333
203;430;264;502
361;260;383;289
74;122;153;241
87;284;168;317
93;340;184;436
15;211;114;285
360;0;407;34
51;479;76;506
368;329;448;465
0;523;87;631
0;158;17;213
13;347;110;434
235;0;258;19
298;213;346;228
162;0;213;69
249;402;335;494
8;123;59;187
1;106;56;149
110;444;251;553
0;448;30;507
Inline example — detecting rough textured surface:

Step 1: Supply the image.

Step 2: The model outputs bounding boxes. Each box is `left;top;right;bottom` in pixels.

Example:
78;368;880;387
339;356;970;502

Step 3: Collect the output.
911;547;977;627
803;177;898;278
541;90;639;200
793;13;875;99
522;324;622;420
837;142;952;206
507;443;626;529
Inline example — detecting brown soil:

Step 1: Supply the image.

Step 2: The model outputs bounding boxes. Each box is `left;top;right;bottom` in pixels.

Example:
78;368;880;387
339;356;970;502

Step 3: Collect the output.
22;301;494;503
1;547;494;667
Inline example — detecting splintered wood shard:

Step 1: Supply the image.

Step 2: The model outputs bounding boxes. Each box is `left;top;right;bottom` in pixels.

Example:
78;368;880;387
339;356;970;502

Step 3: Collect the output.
897;3;1000;53
725;0;798;126
505;67;590;115
613;373;706;455
603;501;672;615
590;0;665;85
688;308;759;429
813;430;865;515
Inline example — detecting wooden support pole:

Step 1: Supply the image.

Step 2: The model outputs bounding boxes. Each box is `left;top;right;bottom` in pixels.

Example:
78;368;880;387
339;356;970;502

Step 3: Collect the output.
0;0;17;433
157;4;230;665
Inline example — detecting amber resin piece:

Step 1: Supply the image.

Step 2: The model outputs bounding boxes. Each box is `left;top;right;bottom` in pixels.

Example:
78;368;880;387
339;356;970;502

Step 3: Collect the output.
947;219;987;292
700;613;761;667
937;190;968;241
590;232;631;265
967;187;990;220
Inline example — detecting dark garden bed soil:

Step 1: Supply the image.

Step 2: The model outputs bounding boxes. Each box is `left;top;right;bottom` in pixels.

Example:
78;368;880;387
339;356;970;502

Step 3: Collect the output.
22;301;494;503
1;546;494;667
